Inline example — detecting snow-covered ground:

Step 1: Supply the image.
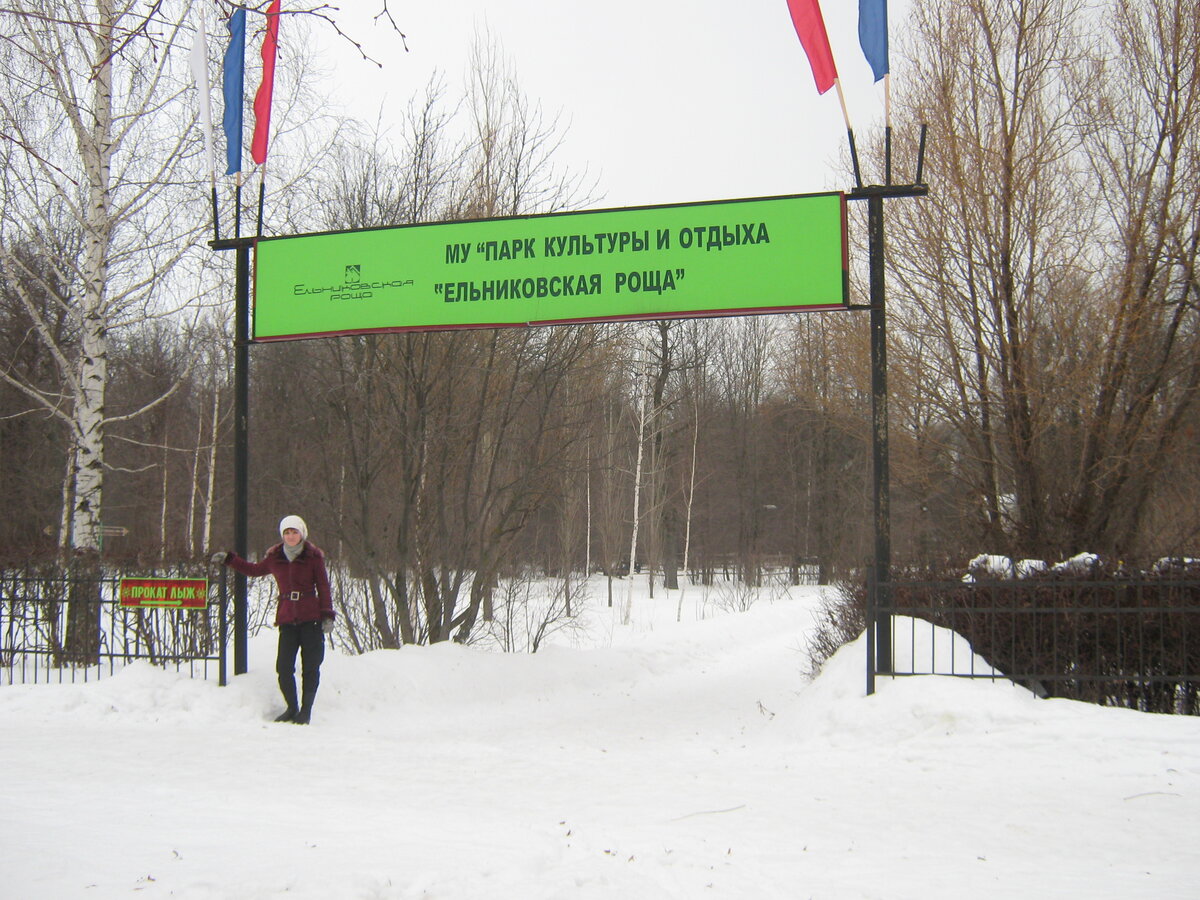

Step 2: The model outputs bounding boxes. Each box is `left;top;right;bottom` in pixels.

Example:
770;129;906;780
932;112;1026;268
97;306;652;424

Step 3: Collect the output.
2;579;1198;898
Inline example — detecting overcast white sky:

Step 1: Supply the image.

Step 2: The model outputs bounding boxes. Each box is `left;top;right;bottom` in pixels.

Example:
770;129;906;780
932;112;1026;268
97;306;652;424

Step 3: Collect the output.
313;0;911;210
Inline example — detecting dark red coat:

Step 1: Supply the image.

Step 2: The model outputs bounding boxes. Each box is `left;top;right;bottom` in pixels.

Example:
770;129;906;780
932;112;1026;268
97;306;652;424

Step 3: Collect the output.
224;541;334;626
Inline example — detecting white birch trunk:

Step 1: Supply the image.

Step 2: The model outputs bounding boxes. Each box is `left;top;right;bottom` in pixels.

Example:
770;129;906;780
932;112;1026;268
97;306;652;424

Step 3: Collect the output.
159;438;170;562
186;408;203;559
58;449;75;550
70;2;116;554
678;395;700;623
201;381;221;555
624;364;647;626
585;439;591;579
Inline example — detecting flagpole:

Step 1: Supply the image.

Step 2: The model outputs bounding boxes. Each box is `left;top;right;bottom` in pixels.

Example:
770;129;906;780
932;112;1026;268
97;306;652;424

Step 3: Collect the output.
884;72;892;130
189;10;219;244
215;4;250;675
234;172;242;240
916;123;928;184
256;164;267;237
884;73;892;185
834;79;864;190
210;179;221;244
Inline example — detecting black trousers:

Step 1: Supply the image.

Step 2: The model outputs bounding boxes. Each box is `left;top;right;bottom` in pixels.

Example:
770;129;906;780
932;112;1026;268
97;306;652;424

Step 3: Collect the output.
276;621;325;701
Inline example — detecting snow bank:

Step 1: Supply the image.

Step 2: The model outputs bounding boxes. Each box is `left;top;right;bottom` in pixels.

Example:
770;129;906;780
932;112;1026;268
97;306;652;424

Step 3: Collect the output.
2;580;1199;899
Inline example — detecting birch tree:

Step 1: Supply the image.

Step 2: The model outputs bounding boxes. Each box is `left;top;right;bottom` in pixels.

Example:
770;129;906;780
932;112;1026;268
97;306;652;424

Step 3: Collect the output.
0;0;203;554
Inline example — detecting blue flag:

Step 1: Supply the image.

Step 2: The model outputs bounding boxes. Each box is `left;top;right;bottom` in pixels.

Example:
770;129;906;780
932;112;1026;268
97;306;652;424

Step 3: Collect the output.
858;0;889;82
222;10;245;176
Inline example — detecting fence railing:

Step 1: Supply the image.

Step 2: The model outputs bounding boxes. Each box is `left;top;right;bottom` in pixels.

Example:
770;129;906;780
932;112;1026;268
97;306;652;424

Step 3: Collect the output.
867;576;1200;714
1;564;227;686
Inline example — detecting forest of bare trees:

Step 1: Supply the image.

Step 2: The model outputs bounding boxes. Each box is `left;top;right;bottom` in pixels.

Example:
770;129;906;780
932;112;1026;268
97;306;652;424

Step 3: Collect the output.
884;0;1200;560
2;0;1198;647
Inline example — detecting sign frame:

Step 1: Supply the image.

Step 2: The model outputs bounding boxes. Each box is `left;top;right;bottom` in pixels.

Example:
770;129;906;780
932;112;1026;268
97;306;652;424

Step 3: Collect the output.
253;191;849;341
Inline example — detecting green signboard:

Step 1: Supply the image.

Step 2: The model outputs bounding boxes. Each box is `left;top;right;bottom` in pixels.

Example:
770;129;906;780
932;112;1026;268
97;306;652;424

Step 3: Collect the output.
253;192;847;341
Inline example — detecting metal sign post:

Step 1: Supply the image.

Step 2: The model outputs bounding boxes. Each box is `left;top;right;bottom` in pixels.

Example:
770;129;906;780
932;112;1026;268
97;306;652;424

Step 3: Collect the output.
847;125;929;687
210;159;918;686
211;235;253;676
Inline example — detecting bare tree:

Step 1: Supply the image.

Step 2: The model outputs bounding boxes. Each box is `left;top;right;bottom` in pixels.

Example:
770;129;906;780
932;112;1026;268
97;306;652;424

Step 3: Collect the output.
772;313;871;582
0;237;76;556
456;29;594;219
708;317;778;584
253;36;599;647
880;0;1200;561
1062;0;1200;553
0;0;202;554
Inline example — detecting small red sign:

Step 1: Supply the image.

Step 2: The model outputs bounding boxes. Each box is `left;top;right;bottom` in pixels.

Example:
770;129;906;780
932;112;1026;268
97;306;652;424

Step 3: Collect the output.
119;578;209;609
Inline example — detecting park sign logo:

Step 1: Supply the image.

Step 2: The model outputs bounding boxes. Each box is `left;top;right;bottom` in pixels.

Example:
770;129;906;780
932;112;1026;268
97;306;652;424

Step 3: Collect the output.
287;260;415;306
119;577;209;610
252;192;848;341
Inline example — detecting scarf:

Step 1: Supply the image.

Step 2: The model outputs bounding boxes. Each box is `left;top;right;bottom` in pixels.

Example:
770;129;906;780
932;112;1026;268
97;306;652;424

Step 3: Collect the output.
283;540;303;562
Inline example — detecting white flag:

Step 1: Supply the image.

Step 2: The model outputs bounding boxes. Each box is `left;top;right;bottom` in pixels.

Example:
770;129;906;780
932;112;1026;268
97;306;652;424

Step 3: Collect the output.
189;11;215;182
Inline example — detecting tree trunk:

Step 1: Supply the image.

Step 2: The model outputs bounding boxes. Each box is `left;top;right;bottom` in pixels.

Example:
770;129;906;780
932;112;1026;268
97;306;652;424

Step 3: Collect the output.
201;381;220;556
71;1;116;554
625;353;647;624
65;553;102;666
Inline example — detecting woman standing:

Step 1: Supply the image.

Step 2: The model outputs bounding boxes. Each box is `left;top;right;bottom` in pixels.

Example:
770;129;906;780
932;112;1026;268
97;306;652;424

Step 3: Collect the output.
212;515;335;724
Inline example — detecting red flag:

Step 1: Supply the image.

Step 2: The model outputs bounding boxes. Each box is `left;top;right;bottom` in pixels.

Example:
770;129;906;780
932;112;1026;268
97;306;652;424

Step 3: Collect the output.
251;0;281;164
784;0;838;94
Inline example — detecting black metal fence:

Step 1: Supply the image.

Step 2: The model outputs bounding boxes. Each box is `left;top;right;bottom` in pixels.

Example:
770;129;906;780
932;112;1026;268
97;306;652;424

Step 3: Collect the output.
867;576;1200;714
0;564;227;686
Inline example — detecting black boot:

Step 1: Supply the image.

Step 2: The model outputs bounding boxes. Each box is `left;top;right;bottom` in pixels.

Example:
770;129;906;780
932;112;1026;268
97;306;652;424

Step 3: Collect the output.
293;689;317;725
275;675;299;723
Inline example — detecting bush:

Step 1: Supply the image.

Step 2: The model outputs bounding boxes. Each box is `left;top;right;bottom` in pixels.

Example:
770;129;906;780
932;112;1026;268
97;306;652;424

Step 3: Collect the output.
805;579;865;678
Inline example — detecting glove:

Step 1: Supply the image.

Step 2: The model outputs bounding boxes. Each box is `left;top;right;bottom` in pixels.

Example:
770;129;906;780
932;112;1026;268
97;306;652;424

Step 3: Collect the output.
321;618;335;634
210;551;228;565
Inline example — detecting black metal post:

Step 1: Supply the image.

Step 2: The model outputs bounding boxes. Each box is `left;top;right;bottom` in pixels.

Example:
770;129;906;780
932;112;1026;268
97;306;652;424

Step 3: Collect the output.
885;126;893;186
255;179;266;238
867;194;892;676
866;562;877;695
916;124;928;186
210;186;221;245
218;565;228;687
847;132;931;687
847;129;864;190
233;240;250;675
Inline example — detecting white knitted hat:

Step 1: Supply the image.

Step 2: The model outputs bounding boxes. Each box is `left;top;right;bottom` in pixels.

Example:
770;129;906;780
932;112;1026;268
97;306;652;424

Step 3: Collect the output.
279;515;308;540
